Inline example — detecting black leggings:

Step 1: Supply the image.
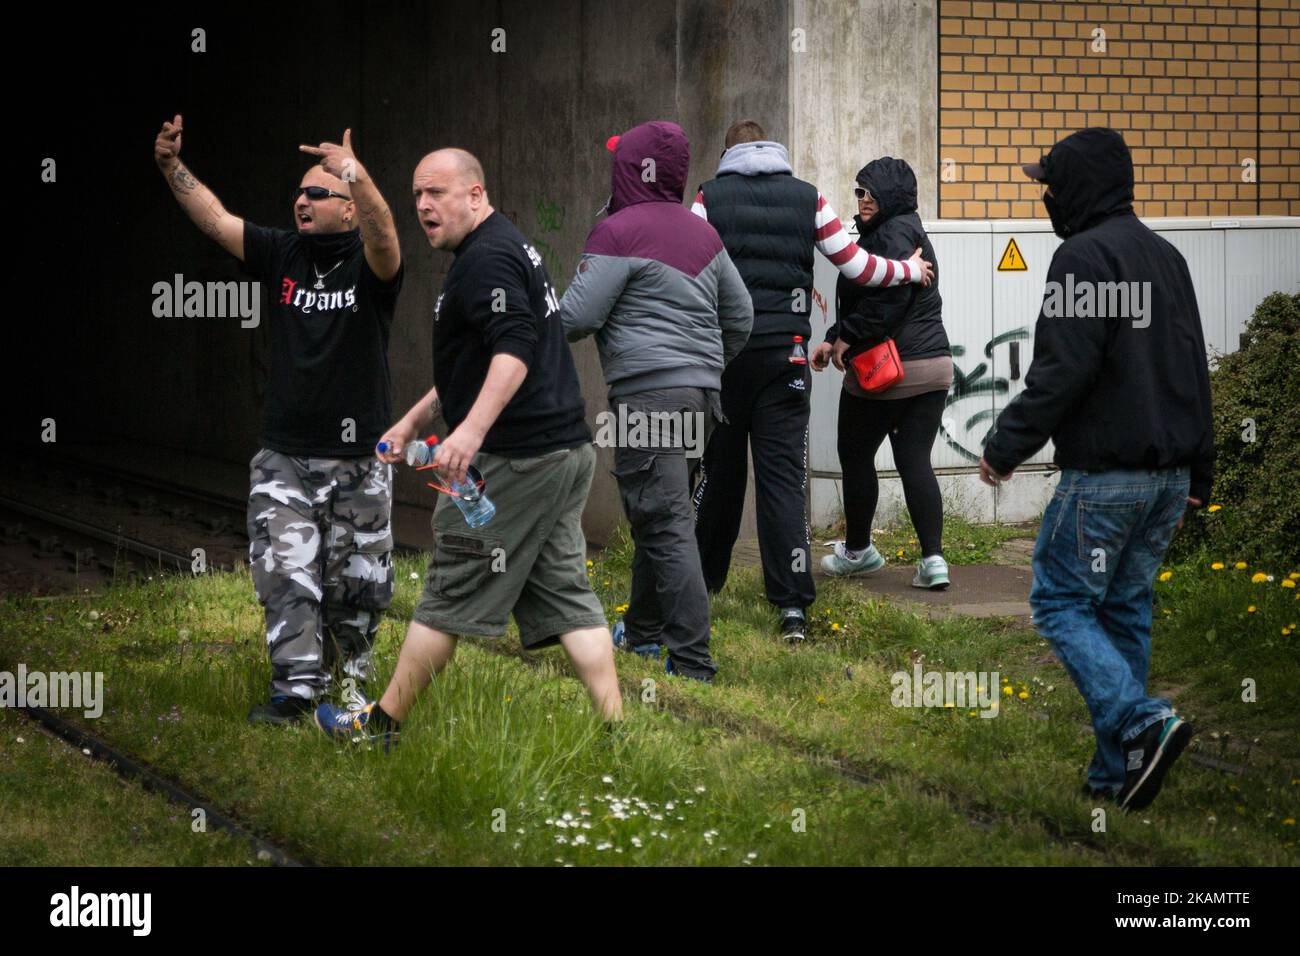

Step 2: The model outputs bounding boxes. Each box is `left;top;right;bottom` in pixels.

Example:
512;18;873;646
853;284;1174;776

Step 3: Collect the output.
837;388;946;557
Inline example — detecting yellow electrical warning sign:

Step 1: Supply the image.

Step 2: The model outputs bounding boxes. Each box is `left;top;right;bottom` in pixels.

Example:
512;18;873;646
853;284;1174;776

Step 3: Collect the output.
997;238;1027;271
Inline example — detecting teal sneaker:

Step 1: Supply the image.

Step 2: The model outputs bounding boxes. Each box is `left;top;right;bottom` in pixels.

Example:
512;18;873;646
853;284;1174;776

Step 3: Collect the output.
911;555;950;590
1118;716;1194;811
820;541;885;577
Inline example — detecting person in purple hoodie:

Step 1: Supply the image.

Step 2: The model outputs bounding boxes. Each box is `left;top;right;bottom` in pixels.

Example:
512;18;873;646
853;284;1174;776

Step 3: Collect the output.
561;120;754;683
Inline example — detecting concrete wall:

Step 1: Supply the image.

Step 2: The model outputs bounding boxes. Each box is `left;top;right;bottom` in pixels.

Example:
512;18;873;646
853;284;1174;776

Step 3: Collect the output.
789;0;940;218
49;0;791;545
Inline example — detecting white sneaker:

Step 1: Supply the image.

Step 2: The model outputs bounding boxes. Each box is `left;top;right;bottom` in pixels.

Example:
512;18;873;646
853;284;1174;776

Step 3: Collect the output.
911;555;950;590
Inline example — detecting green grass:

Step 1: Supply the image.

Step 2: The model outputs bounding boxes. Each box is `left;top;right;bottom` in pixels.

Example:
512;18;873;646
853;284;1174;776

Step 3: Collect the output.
1;531;1296;865
0;707;265;866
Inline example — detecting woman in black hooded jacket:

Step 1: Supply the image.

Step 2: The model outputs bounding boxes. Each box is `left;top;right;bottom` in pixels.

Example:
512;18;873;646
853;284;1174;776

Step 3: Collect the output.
811;157;953;589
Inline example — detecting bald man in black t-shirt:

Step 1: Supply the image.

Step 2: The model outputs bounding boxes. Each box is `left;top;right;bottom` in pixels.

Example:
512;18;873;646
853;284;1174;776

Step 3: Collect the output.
154;115;404;725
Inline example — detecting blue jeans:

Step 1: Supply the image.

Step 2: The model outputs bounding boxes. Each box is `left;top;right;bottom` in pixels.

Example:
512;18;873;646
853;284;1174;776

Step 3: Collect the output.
1029;467;1189;793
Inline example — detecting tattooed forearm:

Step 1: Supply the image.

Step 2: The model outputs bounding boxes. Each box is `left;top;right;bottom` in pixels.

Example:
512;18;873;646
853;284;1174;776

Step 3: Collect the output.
351;180;398;250
169;163;199;195
162;163;241;257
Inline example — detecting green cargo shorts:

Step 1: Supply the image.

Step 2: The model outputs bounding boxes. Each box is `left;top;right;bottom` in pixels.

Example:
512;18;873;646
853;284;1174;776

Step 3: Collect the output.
413;442;607;648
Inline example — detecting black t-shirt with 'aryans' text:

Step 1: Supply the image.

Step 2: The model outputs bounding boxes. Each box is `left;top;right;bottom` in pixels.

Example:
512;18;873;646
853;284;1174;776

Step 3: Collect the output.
243;223;402;457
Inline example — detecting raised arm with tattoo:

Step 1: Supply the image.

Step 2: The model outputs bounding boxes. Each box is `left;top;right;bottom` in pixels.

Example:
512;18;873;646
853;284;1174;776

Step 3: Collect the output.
154;114;245;260
300;128;401;281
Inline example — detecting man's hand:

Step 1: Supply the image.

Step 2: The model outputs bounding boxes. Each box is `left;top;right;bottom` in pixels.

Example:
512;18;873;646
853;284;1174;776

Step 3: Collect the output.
155;114;183;172
299;128;364;184
908;247;935;287
433;423;485;487
810;341;833;371
979;457;1014;486
831;338;850;372
376;420;418;464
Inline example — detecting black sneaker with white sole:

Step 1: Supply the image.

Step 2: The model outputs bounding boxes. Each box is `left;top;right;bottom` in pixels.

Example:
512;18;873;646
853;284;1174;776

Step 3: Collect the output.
1117;716;1194;811
779;608;806;643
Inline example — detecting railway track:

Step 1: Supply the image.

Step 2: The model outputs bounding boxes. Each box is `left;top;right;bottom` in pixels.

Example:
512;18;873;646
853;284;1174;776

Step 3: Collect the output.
17;706;306;867
0;457;429;597
4;481;1223;866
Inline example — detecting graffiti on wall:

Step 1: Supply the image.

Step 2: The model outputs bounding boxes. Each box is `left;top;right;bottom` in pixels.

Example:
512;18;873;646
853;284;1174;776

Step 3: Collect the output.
941;327;1032;462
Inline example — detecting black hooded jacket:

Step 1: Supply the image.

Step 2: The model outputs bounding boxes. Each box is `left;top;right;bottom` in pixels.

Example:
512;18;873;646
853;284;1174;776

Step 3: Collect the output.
828;157;949;360
982;128;1215;503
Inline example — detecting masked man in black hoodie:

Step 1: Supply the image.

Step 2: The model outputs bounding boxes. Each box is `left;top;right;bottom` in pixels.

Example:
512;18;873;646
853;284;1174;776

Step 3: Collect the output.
155;116;404;725
980;128;1214;811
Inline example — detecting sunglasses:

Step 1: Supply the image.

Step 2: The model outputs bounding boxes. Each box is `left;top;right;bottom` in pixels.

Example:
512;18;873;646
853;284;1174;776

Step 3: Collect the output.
853;187;875;202
294;185;351;201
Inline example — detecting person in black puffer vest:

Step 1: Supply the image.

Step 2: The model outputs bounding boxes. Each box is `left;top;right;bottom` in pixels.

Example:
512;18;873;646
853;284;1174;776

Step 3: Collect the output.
691;121;934;642
811;157;954;590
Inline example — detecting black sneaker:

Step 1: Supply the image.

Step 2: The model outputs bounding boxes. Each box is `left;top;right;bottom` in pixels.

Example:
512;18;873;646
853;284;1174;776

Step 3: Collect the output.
247;695;312;726
779;608;806;643
1117;716;1194;811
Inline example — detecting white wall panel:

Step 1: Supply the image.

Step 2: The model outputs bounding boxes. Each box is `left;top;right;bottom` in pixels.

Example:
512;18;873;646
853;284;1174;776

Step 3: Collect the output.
807;216;1298;524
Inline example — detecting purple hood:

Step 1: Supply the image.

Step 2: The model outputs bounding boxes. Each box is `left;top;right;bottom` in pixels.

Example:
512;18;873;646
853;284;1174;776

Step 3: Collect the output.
608;121;690;214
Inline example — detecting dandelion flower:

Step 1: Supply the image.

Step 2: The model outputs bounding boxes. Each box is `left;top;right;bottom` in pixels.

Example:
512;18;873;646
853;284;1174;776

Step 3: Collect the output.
1247;606;1257;613
1018;691;1029;700
1158;571;1173;582
1211;562;1225;571
831;622;841;631
1251;572;1268;584
1207;504;1221;513
1002;686;1013;696
1235;561;1248;570
1282;580;1295;589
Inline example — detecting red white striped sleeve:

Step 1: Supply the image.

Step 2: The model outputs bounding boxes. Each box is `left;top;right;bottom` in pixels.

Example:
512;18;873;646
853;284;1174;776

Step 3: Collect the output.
814;193;913;287
690;189;707;220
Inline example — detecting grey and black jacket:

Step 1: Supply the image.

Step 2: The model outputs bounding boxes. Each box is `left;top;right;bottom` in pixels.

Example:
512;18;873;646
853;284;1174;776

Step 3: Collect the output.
560;121;754;399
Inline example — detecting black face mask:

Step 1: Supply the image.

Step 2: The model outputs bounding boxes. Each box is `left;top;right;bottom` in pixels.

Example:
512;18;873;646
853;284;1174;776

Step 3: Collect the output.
300;227;361;264
1042;189;1070;238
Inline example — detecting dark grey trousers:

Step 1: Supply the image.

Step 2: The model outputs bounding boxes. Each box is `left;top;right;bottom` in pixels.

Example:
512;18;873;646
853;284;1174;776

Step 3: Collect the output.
611;387;717;680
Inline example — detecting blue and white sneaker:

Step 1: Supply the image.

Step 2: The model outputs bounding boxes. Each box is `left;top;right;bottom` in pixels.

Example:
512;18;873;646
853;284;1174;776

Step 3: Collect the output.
314;701;398;750
911;555;950;590
612;620;662;660
820;541;886;577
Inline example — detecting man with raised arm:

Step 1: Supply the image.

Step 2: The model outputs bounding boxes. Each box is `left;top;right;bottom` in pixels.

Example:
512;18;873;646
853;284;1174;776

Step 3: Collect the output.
154;114;404;725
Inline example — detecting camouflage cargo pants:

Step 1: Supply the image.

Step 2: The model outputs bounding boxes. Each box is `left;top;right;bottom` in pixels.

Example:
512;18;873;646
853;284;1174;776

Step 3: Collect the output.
246;448;394;700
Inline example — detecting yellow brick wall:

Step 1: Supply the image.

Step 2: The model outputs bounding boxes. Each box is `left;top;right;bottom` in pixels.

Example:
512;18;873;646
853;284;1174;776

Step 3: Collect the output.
937;0;1300;219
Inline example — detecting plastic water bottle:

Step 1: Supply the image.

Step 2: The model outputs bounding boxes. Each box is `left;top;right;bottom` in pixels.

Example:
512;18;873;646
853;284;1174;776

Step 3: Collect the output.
379;436;496;528
789;335;808;364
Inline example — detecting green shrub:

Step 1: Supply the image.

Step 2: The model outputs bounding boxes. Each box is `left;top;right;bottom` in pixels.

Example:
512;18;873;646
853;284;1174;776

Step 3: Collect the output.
1170;292;1300;568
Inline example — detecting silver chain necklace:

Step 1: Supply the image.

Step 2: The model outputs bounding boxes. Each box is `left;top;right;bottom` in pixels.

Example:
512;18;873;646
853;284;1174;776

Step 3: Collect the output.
312;259;345;290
